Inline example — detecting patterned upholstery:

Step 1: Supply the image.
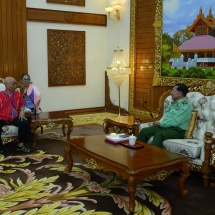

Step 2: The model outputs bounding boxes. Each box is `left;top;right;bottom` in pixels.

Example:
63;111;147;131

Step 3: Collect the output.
139;89;215;185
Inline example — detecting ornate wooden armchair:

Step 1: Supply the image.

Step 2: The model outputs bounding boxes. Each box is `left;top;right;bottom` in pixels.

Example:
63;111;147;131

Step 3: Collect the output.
136;82;215;186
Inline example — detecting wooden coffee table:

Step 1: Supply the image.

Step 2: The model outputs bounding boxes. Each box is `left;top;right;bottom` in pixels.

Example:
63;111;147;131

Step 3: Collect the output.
31;112;73;147
64;135;190;214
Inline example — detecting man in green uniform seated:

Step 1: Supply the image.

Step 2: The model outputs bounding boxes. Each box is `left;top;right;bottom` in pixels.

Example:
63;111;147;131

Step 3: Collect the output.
137;83;192;147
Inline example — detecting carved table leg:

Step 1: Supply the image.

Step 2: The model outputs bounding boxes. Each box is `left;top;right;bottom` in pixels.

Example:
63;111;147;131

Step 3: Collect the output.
127;125;135;135
128;175;136;214
30;123;37;147
103;121;110;134
65;142;73;173
66;121;73;142
178;162;190;196
62;125;66;136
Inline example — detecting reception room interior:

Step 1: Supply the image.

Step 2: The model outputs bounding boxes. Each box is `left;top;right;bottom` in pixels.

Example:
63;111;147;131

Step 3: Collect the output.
1;0;215;214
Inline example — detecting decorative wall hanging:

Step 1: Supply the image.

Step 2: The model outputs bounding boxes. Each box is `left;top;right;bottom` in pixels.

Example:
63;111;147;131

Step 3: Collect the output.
153;0;215;86
48;29;86;86
47;0;85;7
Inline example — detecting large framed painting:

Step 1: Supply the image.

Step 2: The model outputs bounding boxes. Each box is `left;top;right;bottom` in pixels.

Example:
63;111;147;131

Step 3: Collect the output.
153;0;215;86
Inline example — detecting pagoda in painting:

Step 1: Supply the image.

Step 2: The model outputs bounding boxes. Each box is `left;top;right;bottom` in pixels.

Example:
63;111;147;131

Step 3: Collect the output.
170;7;215;69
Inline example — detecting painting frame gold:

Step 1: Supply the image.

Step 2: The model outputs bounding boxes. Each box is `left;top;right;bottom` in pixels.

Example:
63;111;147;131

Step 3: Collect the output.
152;0;215;87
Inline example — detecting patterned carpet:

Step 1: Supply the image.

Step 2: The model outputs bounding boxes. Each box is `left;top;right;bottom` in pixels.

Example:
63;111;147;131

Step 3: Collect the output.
0;135;171;215
70;112;118;126
1;125;215;215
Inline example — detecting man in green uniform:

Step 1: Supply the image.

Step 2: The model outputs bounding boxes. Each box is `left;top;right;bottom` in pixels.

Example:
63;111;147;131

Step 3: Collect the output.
137;83;192;147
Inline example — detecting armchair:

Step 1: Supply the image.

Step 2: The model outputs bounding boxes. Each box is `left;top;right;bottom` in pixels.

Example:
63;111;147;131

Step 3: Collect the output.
137;84;215;186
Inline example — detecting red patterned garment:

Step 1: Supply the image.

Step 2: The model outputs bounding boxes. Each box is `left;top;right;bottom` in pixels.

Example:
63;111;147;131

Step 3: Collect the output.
0;91;25;121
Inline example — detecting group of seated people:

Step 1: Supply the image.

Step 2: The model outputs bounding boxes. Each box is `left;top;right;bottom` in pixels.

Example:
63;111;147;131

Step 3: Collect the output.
0;75;41;153
1;78;191;156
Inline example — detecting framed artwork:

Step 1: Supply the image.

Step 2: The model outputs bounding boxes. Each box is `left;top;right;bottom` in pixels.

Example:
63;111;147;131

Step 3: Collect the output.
46;0;85;7
153;0;215;86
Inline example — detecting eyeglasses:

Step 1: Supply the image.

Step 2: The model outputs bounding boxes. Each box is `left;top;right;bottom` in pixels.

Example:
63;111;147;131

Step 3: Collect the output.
23;78;30;81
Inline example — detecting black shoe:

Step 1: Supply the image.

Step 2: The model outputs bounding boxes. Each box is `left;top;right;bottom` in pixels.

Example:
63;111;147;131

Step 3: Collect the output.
17;146;32;153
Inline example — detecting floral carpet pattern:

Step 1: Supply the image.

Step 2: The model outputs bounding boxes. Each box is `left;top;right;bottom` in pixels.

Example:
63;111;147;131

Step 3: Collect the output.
0;138;172;215
70;112;118;126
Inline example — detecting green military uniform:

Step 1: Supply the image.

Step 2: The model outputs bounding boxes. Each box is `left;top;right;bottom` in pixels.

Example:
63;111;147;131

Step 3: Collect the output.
137;97;192;147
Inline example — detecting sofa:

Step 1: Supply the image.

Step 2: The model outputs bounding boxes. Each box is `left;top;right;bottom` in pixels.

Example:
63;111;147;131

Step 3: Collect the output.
138;83;215;186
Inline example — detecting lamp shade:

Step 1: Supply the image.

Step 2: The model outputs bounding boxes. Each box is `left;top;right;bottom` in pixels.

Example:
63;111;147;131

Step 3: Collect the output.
105;7;114;13
107;49;131;86
113;4;121;11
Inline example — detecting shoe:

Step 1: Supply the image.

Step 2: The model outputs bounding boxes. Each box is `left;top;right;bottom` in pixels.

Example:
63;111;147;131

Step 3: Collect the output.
17;146;32;153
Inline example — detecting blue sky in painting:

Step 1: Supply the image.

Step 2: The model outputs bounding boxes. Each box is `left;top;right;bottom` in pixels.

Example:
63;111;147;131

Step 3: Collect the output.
163;0;215;36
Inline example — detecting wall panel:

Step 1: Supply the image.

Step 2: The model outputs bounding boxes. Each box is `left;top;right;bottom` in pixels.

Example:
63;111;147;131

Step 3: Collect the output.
133;0;171;114
0;0;27;80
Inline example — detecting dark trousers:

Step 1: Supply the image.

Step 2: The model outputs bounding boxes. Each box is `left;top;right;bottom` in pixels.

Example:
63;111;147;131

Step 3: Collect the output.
137;126;185;147
0;118;33;148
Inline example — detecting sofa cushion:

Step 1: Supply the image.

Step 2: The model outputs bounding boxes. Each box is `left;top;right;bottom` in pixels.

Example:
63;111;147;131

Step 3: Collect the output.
1;125;18;136
0;83;5;91
162;139;203;158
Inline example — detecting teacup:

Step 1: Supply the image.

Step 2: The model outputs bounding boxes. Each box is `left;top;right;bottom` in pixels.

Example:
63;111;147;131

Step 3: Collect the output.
129;135;137;146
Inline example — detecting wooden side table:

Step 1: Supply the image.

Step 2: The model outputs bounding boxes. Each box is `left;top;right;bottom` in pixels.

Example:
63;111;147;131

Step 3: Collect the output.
31;112;73;147
103;115;141;136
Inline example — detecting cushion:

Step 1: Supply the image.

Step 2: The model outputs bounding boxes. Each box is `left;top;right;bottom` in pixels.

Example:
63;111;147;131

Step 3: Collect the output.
162;139;203;158
184;110;198;138
1;125;18;136
0;83;5;91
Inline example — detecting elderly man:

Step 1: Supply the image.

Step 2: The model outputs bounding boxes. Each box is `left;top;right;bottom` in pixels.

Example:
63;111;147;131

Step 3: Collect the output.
137;83;192;147
0;77;32;153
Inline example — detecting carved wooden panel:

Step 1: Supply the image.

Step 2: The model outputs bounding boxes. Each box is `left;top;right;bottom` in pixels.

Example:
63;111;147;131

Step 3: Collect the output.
48;29;86;86
47;0;85;6
27;8;107;26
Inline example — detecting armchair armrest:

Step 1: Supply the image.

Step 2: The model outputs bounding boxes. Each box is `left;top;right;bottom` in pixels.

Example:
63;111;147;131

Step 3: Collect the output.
201;132;215;185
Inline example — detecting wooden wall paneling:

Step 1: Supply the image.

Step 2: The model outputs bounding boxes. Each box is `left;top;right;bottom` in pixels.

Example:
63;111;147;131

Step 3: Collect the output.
132;0;171;114
15;0;23;78
6;0;13;76
26;8;107;27
11;0;18;75
0;0;27;80
1;0;8;76
21;0;28;75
